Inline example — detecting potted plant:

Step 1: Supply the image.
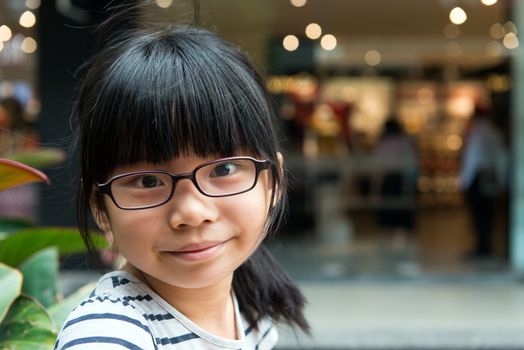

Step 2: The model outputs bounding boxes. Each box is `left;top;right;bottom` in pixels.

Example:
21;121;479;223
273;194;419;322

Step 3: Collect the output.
0;158;99;349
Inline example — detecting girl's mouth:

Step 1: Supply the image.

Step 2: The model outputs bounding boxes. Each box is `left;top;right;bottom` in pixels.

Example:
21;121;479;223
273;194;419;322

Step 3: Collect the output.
168;240;229;262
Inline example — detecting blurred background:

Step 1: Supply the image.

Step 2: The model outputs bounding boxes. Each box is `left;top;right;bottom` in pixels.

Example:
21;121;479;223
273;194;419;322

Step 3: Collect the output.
1;0;524;348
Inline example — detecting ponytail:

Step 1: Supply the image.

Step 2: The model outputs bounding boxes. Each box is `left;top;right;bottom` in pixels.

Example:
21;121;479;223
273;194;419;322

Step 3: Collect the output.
233;244;310;333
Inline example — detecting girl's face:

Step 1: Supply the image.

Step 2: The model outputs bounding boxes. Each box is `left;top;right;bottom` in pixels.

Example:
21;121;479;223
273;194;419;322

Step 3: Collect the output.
97;154;274;290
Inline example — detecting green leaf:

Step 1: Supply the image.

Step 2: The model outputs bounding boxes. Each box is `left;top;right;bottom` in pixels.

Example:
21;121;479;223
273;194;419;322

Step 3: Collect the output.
48;282;96;328
0;218;33;237
0;263;22;324
0;228;106;267
0;296;53;330
0;324;56;348
19;248;59;308
0;342;53;350
0;296;56;349
4;148;66;170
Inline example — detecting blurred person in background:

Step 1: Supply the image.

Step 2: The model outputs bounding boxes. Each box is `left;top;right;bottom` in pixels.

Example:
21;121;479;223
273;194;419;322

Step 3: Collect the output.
460;106;508;260
0;96;39;154
372;117;418;251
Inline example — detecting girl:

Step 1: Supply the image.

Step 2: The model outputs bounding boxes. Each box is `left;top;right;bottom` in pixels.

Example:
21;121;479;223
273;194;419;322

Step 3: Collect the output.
54;21;309;350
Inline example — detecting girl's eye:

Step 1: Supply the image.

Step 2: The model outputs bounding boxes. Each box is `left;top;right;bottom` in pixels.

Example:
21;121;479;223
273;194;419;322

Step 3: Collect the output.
210;162;238;177
137;174;164;188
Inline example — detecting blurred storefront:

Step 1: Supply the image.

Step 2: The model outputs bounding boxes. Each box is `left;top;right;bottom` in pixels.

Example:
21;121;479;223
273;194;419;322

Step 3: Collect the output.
0;0;521;278
260;0;514;278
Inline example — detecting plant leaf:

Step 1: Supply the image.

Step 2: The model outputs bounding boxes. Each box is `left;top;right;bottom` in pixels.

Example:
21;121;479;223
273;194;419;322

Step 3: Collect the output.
4;147;66;169
0;218;33;237
48;282;96;329
0;263;22;324
0;295;56;349
0;228;106;267
0;296;53;329
0;158;49;192
19;248;59;308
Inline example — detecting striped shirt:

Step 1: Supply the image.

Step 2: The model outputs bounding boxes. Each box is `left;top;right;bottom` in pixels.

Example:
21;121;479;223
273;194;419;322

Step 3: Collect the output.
54;271;278;349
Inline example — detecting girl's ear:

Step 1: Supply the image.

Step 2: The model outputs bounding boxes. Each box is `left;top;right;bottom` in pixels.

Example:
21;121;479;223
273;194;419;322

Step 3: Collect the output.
91;204;115;246
91;199;112;233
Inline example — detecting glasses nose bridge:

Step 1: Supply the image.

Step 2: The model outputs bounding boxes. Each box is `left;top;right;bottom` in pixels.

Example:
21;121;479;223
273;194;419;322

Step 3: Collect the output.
169;171;200;193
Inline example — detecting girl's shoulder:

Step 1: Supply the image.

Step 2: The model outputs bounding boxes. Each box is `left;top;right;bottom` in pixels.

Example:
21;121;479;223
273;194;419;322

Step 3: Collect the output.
54;271;158;349
71;270;155;311
241;316;279;350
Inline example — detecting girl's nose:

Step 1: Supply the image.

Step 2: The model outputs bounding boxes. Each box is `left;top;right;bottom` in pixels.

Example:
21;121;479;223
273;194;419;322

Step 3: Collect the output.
167;178;219;230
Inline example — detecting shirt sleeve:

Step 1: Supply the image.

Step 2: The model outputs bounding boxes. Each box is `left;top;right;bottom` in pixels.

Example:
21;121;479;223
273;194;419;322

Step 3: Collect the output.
54;296;156;350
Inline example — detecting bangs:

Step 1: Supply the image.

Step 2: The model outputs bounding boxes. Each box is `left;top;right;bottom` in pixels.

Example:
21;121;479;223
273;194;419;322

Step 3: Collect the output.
81;27;275;181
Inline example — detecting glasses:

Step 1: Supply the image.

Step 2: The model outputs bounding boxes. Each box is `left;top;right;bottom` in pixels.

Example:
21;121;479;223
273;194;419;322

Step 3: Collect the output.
97;156;270;210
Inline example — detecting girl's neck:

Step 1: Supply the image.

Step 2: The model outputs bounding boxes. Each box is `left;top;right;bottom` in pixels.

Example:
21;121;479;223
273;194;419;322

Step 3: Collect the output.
124;264;238;339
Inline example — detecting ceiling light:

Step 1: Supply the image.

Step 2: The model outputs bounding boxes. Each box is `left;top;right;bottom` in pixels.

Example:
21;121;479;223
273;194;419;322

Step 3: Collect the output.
156;0;173;8
290;0;307;7
25;0;41;9
481;0;497;5
283;35;299;51
490;23;504;39
20;11;37;28
450;7;467;25
364;50;381;66
21;37;37;54
0;25;12;42
305;23;322;40
320;34;337;51
503;33;519;49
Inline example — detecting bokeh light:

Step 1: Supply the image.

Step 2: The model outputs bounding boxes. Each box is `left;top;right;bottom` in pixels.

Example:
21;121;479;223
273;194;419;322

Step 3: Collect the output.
156;0;173;8
283;35;299;51
364;50;381;66
19;11;36;28
21;37;37;54
305;23;322;40
0;25;12;42
320;34;337;51
290;0;307;7
503;32;519;49
450;7;467;25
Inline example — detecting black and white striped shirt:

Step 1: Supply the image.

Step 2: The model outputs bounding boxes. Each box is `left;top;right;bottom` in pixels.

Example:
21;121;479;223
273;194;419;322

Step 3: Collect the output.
54;271;278;349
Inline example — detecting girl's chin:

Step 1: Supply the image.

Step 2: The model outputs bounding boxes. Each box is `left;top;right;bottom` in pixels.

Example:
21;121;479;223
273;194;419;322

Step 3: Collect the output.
159;271;235;290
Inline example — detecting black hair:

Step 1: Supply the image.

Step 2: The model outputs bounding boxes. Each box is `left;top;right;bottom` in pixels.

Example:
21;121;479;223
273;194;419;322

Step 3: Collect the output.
74;24;309;333
381;117;403;138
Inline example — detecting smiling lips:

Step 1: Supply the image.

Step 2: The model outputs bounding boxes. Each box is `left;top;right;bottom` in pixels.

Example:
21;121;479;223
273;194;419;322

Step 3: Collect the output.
168;240;229;262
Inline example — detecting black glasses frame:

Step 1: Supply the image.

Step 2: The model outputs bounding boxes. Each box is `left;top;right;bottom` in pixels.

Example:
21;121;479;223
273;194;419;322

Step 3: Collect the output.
97;156;271;210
